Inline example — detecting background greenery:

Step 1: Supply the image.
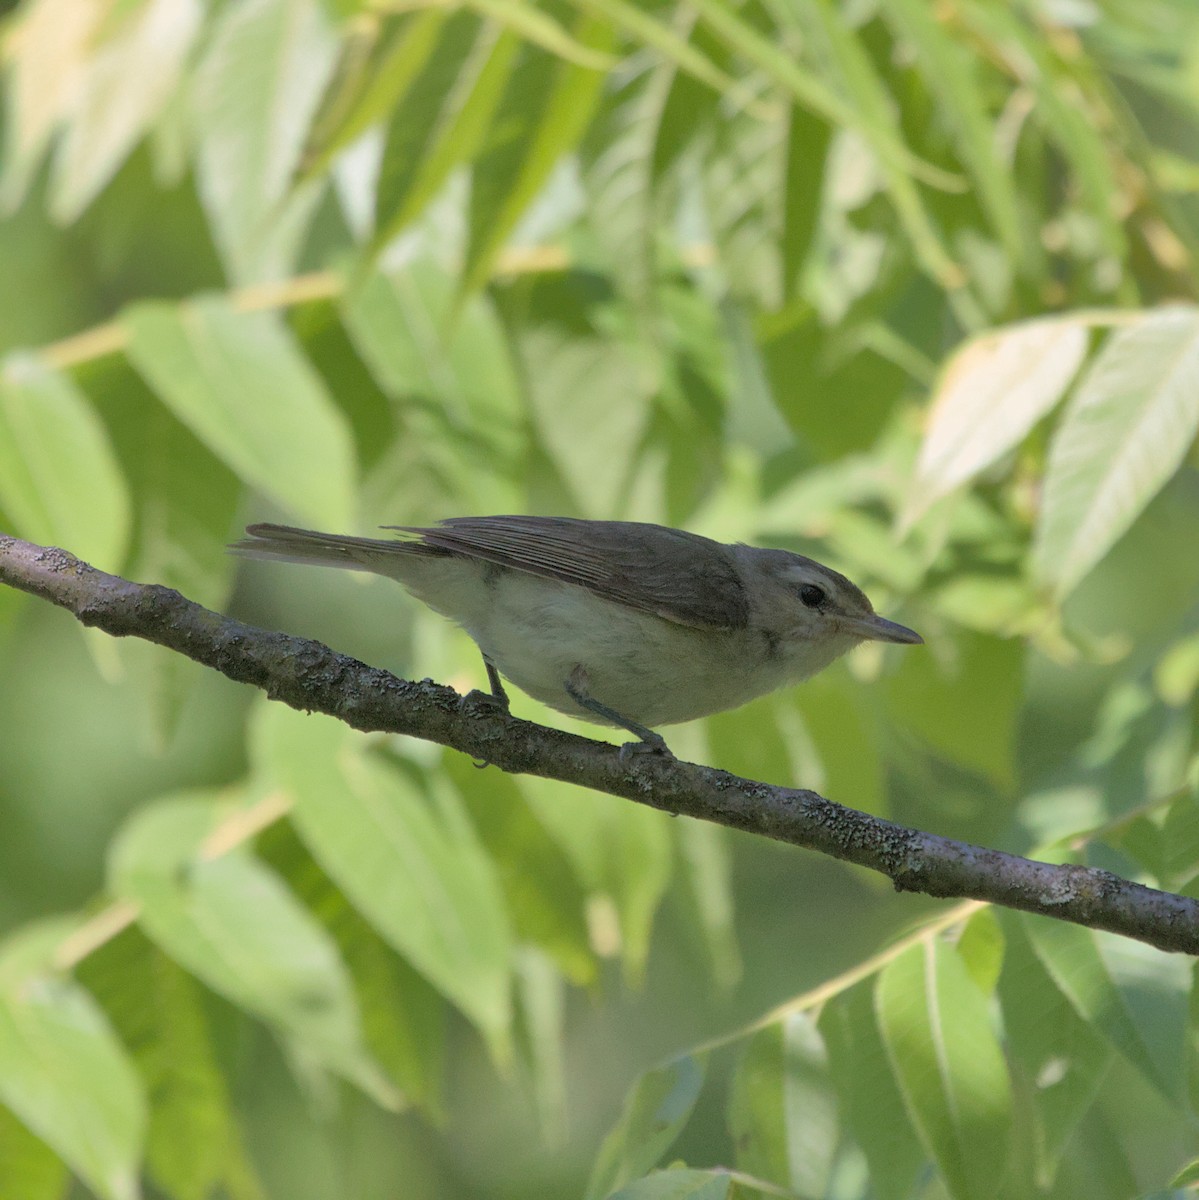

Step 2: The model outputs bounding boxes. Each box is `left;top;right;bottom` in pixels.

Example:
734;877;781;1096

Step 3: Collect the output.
1;0;1198;1196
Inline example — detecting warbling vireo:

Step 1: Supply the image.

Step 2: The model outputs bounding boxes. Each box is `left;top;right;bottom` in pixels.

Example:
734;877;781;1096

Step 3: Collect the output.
232;516;922;749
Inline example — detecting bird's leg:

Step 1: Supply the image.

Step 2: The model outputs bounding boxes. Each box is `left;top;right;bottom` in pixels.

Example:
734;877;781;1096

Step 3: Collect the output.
458;654;511;769
564;666;671;758
483;655;510;709
459;653;510;714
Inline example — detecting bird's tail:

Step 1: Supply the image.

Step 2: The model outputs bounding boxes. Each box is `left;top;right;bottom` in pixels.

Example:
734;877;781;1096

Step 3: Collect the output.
229;523;429;572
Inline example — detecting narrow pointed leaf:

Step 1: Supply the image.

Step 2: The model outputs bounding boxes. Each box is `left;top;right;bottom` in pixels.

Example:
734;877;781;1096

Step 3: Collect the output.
108;794;396;1105
586;1053;707;1200
0;354;130;568
462;14;610;296
123;297;356;527
1033;307;1199;599
882;0;1024;264
190;0;337;281
1023;917;1177;1100
255;705;514;1058
876;939;1012;1200
907;317;1089;524
821;983;924;1200
0;922;146;1200
50;0;201;221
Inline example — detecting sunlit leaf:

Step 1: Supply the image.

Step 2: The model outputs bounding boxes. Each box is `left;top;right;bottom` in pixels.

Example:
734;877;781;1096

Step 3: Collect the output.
50;0;201;221
462;13;611;296
906;317;1089;525
108;793;396;1105
190;0;337;281
255;705;514;1060
0;921;146;1200
0;353;130;568
0;0;104;210
123;297;357;528
1034;307;1199;599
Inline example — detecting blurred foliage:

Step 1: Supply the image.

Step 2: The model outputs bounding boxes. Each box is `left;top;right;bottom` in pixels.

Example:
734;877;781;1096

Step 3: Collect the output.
0;0;1198;1196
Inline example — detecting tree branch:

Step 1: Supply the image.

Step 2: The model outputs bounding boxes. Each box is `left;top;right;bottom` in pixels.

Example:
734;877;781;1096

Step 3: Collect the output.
3;532;1197;956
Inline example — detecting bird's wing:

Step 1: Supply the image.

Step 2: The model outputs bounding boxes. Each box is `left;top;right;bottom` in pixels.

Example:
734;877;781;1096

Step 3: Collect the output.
388;516;749;631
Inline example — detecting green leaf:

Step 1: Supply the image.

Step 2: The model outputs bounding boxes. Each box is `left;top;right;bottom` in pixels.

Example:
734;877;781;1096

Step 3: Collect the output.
573;0;764;120
0;1105;67;1200
687;0;957;195
728;1014;837;1196
108;792;396;1106
905;317;1089;526
1171;1158;1199;1188
122;297;357;527
884;630;1023;789
254;819;447;1118
1022;917;1175;1101
301;11;457;182
719;299;794;453
876;939;1013;1200
514;946;567;1145
468;0;615;70
607;1168;733;1200
50;0;200;221
0;353;131;568
519;775;672;986
781;102;832;301
955;907;1005;996
1034;307;1199;599
340;261;525;475
792;674;886;816
446;755;594;986
766;0;959;285
820;983;924;1200
956;0;1127;265
254;704;514;1059
462;13;611;296
371;11;495;238
586;1054;707;1200
190;0;337;282
881;0;1025;266
674;818;740;991
517;327;652;517
0;921;146;1200
76;926;260;1200
998;916;1115;1189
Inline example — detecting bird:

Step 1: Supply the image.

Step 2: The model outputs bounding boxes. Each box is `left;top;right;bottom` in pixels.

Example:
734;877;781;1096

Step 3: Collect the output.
231;516;922;750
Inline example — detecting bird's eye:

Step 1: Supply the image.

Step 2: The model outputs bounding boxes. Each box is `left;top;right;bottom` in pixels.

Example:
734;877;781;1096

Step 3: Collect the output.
799;584;826;609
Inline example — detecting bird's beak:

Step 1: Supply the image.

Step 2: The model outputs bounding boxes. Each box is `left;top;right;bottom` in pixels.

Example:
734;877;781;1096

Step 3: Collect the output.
851;614;924;645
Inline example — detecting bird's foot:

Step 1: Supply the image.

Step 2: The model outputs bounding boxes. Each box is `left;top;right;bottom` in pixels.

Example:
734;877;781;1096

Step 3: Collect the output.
457;688;510;768
458;687;510;716
617;730;673;763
